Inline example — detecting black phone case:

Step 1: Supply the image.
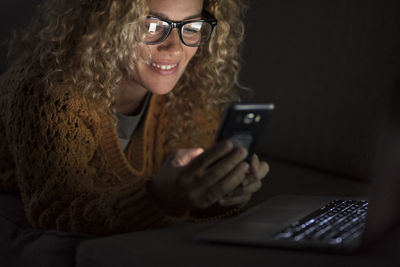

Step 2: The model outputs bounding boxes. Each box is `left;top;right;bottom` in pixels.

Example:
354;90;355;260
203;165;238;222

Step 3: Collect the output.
215;103;274;161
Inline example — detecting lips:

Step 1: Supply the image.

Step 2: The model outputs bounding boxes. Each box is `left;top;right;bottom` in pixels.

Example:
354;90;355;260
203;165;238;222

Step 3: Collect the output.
149;61;179;75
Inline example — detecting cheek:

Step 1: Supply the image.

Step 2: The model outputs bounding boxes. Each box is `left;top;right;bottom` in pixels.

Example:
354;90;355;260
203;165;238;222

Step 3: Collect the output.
185;47;199;62
137;45;152;63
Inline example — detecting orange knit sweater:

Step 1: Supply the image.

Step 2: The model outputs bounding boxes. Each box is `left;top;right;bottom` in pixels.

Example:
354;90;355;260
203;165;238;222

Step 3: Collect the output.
0;65;232;236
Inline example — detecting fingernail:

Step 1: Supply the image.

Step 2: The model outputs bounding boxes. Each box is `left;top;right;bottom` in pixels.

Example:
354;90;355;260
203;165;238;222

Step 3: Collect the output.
242;178;249;187
243;162;250;171
240;146;248;156
252;154;257;163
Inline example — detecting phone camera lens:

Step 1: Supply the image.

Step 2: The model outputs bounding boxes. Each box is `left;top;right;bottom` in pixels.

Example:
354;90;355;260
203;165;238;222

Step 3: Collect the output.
244;113;255;124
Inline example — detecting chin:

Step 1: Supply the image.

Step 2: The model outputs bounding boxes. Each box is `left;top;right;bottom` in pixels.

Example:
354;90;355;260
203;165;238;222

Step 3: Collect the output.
145;77;181;95
147;85;176;96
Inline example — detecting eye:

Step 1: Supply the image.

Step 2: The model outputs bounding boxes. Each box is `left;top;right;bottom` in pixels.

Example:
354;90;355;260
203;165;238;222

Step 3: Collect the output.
139;18;170;43
182;22;203;35
145;19;169;35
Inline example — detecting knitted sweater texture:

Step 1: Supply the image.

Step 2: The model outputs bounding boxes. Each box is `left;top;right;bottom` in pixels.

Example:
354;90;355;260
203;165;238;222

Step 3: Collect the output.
0;65;224;236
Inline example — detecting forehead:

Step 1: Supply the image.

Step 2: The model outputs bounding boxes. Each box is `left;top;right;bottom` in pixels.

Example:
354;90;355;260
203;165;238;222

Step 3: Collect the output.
147;0;204;20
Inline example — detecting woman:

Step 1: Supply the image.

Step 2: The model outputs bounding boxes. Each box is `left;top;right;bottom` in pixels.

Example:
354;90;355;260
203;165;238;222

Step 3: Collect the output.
0;0;269;236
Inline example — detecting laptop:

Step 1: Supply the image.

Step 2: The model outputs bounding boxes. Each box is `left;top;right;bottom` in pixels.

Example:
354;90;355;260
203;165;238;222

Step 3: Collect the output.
195;95;400;253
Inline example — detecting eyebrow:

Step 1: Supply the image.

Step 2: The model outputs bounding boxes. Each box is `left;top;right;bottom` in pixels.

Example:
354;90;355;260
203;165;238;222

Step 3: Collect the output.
149;12;202;21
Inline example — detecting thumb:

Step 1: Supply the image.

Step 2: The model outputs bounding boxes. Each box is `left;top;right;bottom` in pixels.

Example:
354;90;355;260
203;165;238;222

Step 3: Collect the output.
172;148;204;167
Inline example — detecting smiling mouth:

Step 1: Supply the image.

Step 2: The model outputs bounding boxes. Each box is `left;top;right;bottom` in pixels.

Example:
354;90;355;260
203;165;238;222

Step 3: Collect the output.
150;62;178;70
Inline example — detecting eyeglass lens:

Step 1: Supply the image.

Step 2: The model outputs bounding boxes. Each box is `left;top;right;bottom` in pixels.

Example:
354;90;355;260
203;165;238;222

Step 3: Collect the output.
143;18;213;46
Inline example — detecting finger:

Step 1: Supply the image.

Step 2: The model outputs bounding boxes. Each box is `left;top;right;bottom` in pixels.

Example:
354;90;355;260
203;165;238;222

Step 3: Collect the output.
255;161;270;179
241;173;256;187
184;140;234;176
250;153;260;174
228;180;262;197
197;146;248;189
240;161;268;187
172;148;204;167
219;193;252;207
204;161;249;204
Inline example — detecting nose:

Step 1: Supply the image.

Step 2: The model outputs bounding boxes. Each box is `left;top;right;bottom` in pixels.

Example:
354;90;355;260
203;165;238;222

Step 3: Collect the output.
157;28;183;55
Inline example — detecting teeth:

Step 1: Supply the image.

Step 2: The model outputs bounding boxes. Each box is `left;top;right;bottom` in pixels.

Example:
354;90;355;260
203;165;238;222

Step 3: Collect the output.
151;63;177;70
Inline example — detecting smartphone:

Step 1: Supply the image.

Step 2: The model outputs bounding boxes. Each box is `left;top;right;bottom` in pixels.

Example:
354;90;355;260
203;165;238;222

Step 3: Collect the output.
215;103;275;161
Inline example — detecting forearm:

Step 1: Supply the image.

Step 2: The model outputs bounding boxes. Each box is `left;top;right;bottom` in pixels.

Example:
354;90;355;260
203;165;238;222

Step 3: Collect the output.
5;90;184;235
22;176;184;236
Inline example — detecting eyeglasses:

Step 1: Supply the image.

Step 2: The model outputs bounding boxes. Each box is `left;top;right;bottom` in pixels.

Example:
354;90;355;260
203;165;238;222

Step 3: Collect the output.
139;11;218;47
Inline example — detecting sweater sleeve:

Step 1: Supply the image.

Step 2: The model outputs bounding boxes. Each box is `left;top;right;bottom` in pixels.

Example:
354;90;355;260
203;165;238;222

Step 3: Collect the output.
0;121;18;192
5;87;183;236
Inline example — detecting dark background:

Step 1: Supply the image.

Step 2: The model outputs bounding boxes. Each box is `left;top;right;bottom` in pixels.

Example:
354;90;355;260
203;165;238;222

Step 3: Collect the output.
0;0;39;73
1;0;400;182
239;0;400;181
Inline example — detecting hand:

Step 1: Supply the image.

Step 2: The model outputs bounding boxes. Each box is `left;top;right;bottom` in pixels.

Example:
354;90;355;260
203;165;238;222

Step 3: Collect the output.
219;154;270;207
148;141;250;214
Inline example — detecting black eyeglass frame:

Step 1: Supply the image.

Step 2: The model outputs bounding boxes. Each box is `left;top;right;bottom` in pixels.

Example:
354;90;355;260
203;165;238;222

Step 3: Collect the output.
144;11;218;47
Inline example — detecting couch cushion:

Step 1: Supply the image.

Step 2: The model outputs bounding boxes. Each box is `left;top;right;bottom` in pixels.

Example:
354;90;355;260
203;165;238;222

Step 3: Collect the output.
0;193;87;267
0;193;30;227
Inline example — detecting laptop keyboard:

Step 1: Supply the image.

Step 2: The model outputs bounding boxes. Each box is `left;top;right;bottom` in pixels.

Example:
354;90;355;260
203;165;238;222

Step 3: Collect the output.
273;199;368;244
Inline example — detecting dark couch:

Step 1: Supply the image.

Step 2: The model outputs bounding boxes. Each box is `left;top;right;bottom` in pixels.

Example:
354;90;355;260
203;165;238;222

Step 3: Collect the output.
1;1;399;266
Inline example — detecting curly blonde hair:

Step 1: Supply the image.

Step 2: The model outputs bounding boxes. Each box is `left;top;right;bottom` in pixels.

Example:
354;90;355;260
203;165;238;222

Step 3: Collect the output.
8;0;247;139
